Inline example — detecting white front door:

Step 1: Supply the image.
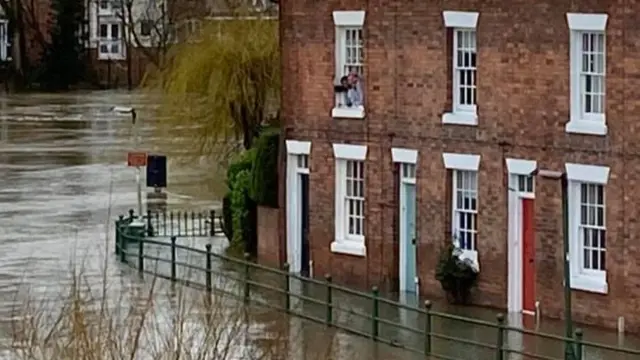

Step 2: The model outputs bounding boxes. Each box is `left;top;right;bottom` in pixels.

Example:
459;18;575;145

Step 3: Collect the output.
399;163;417;293
286;153;309;273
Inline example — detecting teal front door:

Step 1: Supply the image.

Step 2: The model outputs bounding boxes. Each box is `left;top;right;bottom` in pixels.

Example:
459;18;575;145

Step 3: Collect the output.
402;183;417;293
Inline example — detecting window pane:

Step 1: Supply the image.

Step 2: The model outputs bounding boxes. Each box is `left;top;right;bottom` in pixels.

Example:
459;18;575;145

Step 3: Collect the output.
578;183;606;271
100;24;108;38
453;170;478;251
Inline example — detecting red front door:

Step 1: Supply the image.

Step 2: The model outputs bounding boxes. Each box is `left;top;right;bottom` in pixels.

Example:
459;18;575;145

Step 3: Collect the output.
522;198;536;314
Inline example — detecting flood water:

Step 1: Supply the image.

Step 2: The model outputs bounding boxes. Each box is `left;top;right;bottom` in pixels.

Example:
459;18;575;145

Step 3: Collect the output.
0;91;638;360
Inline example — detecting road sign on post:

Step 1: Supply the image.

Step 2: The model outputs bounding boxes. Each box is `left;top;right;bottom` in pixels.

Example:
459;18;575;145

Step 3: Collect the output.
127;152;147;167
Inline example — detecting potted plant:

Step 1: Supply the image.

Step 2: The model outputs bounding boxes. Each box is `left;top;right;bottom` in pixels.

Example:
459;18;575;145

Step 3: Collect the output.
435;240;479;304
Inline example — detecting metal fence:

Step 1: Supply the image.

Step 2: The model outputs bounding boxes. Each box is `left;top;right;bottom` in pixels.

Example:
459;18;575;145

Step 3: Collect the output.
114;213;640;360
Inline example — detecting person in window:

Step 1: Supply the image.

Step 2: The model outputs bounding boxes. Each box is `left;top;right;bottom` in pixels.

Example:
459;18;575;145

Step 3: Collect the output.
334;75;351;107
347;71;363;107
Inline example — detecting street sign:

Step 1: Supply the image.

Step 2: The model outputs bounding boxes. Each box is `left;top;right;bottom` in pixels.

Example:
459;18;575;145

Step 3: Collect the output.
127;152;147;167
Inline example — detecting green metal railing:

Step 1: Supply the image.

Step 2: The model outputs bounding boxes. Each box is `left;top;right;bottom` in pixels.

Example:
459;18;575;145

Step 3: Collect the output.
114;213;640;360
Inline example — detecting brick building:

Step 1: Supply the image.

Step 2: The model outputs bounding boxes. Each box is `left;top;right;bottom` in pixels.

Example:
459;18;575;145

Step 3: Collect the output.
278;0;640;332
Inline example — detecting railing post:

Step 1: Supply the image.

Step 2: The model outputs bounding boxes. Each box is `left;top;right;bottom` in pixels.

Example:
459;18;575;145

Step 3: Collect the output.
146;210;153;236
574;328;583;360
325;274;333;326
283;263;290;312
424;300;432;356
183;212;188;235
138;236;144;274
170;211;174;236
210;210;216;236
120;225;128;263
372;286;379;341
205;244;212;293
170;236;177;281
243;252;251;304
115;215;124;254
496;313;505;360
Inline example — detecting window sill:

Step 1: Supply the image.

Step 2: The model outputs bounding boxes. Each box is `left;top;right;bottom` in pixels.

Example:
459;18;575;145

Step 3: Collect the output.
98;55;126;61
330;240;366;257
332;106;365;119
571;274;608;294
442;111;478;126
565;119;607;136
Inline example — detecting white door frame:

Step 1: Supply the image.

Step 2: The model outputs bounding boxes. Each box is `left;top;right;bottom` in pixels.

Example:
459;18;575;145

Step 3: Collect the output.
391;147;418;293
506;158;537;313
285;140;311;274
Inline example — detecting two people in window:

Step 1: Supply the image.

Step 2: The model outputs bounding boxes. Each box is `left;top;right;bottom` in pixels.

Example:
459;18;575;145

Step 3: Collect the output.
335;71;364;108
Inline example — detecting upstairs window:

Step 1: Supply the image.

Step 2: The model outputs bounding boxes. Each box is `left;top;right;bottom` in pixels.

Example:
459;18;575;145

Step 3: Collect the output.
441;11;479;126
566;13;608;136
331;11;366;119
453;29;477;112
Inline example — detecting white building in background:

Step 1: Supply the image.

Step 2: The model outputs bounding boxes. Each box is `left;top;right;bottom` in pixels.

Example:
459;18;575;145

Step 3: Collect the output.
0;9;9;62
87;0;169;61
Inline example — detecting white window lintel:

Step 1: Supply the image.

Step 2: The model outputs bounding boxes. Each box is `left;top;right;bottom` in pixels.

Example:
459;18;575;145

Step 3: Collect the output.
442;11;479;29
566;13;608;31
333;143;367;160
286;140;311;155
391;148;418;164
443;153;480;171
332;10;366;27
505;158;537;175
565;163;610;184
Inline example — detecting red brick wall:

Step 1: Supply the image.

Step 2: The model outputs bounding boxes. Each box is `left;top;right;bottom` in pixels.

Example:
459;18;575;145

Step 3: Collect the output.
280;0;640;332
257;205;281;268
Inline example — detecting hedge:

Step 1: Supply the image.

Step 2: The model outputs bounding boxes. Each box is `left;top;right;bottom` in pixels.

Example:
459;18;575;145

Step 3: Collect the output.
249;128;280;208
222;148;258;253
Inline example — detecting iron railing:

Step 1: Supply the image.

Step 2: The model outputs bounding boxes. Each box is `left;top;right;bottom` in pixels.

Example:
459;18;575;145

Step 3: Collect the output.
114;213;640;360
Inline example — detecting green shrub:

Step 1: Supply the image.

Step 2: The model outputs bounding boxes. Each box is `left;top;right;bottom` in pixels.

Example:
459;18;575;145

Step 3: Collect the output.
227;148;256;187
249;128;280;208
221;193;233;240
435;241;479;304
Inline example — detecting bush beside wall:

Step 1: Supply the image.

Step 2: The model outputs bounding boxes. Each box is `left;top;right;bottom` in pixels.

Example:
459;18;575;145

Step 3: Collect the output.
249;128;280;208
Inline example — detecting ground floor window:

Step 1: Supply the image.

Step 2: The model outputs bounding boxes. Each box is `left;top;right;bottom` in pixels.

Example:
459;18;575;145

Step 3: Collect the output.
452;169;478;251
566;162;610;294
98;21;125;60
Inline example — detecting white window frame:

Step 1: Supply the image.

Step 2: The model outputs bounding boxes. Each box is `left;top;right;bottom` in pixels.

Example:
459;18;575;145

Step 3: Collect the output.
98;21;125;60
565;13;608;136
565;163;610;294
0;19;9;62
442;11;479;126
443;152;481;270
331;11;366;120
332;143;368;257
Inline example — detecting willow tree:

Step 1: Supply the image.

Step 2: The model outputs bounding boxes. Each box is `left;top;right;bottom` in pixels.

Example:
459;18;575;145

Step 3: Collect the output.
145;14;280;160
